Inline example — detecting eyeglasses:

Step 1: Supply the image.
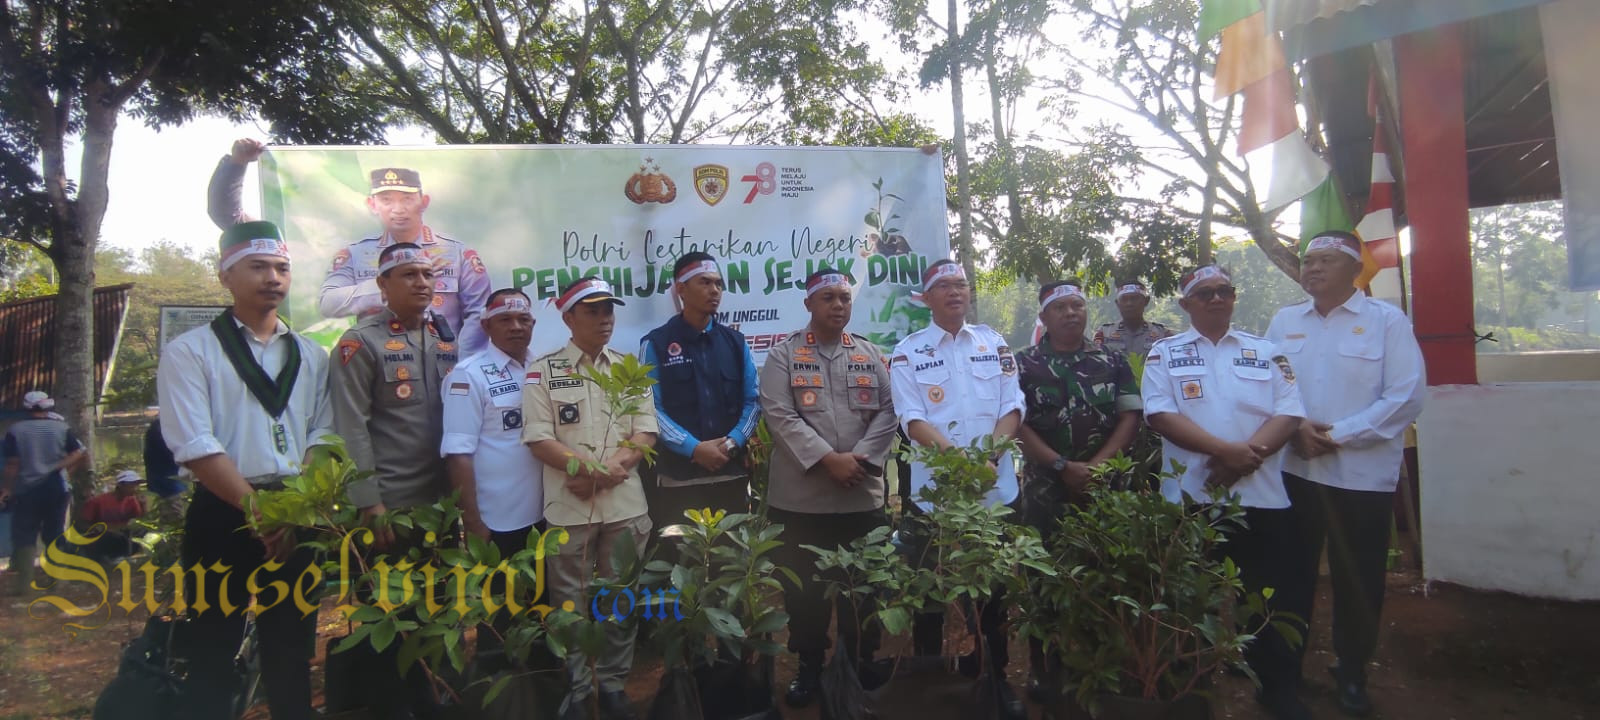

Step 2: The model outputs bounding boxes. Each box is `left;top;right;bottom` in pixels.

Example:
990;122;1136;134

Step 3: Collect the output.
1188;285;1237;302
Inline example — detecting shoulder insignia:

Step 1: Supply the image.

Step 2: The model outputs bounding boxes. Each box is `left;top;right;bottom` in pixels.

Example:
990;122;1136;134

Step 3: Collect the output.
330;249;351;272
387;320;405;335
1272;355;1296;383
464;250;486;274
841;333;855;347
338;339;361;366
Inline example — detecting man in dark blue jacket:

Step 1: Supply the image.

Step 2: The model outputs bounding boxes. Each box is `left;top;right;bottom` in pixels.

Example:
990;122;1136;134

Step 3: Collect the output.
640;252;761;532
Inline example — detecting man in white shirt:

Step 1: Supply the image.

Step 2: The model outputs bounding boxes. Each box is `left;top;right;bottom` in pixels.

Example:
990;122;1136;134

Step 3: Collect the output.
888;259;1026;720
157;220;333;720
1142;265;1309;720
1266;231;1426;717
441;288;548;673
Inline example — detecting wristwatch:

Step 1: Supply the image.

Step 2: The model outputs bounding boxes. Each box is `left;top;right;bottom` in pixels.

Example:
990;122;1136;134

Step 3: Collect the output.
1050;456;1070;473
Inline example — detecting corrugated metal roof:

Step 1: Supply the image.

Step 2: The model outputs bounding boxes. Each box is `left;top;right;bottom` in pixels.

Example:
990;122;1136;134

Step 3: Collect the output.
0;284;133;409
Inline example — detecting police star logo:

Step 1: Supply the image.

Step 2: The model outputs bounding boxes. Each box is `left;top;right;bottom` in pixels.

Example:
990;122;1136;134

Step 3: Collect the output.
396;382;414;400
693;164;730;206
1181;379;1203;399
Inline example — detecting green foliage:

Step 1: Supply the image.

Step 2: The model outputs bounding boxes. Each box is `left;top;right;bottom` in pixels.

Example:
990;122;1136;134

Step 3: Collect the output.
1015;457;1285;708
96;242;232;410
1470;201;1600;351
0;241;55;302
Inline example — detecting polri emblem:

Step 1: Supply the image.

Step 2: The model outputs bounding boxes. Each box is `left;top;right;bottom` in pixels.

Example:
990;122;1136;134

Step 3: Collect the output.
693;164;730;206
396;382;414;400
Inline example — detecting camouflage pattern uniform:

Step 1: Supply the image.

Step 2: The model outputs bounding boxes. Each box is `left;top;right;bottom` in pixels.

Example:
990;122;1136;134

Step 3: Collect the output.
1015;334;1141;531
1093;320;1174;359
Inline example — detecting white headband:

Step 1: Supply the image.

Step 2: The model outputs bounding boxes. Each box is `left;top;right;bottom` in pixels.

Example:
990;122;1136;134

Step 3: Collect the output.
1039;284;1086;309
805;272;851;298
378;248;430;275
483;295;533;319
922;263;965;292
675;259;721;284
1305;234;1363;262
556;279;617;313
1115;283;1148;299
218;237;291;272
1180;266;1230;296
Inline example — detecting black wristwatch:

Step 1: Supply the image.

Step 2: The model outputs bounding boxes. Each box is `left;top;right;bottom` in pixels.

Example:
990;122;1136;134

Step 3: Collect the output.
1050;456;1070;473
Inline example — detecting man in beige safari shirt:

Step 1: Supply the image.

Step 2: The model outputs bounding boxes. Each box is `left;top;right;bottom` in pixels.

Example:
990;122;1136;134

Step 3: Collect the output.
758;268;898;707
522;276;656;720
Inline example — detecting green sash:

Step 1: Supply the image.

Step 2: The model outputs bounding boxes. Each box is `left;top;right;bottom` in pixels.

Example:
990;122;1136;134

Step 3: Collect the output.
208;308;302;419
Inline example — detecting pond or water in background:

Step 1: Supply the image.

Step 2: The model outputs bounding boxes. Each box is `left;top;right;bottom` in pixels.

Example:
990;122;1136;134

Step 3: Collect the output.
92;421;149;480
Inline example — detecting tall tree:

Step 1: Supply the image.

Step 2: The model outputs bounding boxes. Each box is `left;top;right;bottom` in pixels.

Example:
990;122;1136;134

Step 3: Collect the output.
0;0;383;458
1047;0;1307;278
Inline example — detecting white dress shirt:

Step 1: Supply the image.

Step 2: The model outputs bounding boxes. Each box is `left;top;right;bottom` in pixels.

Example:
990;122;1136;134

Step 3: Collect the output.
889;322;1025;510
1266;292;1426;492
441;345;544;531
157;317;334;482
1142;327;1305;508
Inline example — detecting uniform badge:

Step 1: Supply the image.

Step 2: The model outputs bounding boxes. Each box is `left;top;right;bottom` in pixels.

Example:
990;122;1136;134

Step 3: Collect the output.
791;375;807;387
330;249;351;272
437;342;454;352
1353;326;1366;335
1000;356;1016;375
388;320;404;335
800;390;818;407
693;164;730;206
668;342;683;357
851;354;868;363
396;366;412;380
338;340;361;366
856;389;874;405
927;386;945;403
1181;380;1203;399
501;409;523;431
805;332;817;345
558;403;581;425
466;251;486;274
385;339;405;351
979;345;988;352
1272;355;1296;383
812;374;824;387
855;375;872;387
1242;349;1257;359
890;354;908;367
526;371;542;386
432;295;444;307
841;334;854;347
449;382;470;396
915;344;935;357
396;382;414;400
427;323;440;337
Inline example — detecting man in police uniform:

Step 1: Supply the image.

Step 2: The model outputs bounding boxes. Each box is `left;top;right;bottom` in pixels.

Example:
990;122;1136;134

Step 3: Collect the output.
888;258;1026;720
758;268;898;707
1266;231;1426;717
205;139;492;354
640;252;761;531
328;241;459;717
1094;279;1172;358
441;288;548;673
523;277;656;720
156;220;332;720
1141;265;1309;720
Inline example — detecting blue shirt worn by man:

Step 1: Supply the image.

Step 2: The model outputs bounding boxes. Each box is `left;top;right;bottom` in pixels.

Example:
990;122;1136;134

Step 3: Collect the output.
640;314;760;486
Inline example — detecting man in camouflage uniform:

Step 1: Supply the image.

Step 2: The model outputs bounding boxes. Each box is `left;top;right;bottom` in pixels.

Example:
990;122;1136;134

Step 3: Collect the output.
1018;280;1143;529
1094;279;1173;359
1017;280;1143;704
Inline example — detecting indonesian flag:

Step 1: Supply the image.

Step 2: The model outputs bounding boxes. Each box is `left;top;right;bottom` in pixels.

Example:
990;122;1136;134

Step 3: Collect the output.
1202;0;1329;212
1356;127;1401;269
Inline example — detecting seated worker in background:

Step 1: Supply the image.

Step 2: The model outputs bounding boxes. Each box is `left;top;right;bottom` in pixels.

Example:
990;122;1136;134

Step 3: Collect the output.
78;470;147;561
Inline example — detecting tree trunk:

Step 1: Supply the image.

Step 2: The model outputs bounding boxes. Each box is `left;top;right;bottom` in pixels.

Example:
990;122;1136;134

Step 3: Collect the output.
947;0;978;315
983;42;1033;282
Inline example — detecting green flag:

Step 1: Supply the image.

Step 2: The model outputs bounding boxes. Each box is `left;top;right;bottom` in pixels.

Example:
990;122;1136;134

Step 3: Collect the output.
1298;174;1354;252
1198;0;1263;41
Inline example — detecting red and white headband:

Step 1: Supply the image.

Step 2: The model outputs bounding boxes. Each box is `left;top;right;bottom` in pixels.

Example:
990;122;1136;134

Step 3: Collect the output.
1039;284;1085;309
1304;234;1363;262
805;271;851;298
555;278;617;312
484;294;533;319
378;247;430;275
1115;283;1149;299
675;259;721;284
1180;266;1231;296
219;237;290;272
921;262;965;292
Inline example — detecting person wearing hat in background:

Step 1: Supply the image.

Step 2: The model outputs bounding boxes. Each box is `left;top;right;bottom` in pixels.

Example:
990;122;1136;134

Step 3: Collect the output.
441;287;552;674
77;470;147;562
2;390;89;595
758;268;898;707
887;258;1027;720
328;240;461;718
1266;230;1426;717
1141;264;1309;720
639;252;761;532
206;139;493;354
523;276;656;720
156;220;333;720
1094;279;1173;359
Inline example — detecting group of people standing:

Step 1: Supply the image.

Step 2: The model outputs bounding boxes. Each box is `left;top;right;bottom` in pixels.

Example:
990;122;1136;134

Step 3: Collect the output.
145;142;1424;720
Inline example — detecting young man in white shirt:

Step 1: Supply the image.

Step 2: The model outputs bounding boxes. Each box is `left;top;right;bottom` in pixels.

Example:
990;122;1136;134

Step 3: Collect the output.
1267;231;1426;717
888;259;1026;720
157;220;334;720
1142;265;1309;720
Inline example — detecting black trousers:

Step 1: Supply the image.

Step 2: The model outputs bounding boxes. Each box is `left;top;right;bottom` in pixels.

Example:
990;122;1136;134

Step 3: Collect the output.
1283;473;1394;684
179;485;317;720
901;505;1012;671
768;506;889;665
1212;505;1302;699
648;476;750;533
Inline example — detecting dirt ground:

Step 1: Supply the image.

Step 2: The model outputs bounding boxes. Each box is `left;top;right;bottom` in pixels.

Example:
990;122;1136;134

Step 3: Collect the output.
3;542;1598;720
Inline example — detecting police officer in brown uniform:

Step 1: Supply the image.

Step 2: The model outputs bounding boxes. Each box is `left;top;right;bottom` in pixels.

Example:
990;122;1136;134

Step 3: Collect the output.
758;268;899;707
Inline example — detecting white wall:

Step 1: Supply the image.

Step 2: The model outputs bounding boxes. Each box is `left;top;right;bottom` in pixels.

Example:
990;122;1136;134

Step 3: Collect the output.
1421;383;1600;600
